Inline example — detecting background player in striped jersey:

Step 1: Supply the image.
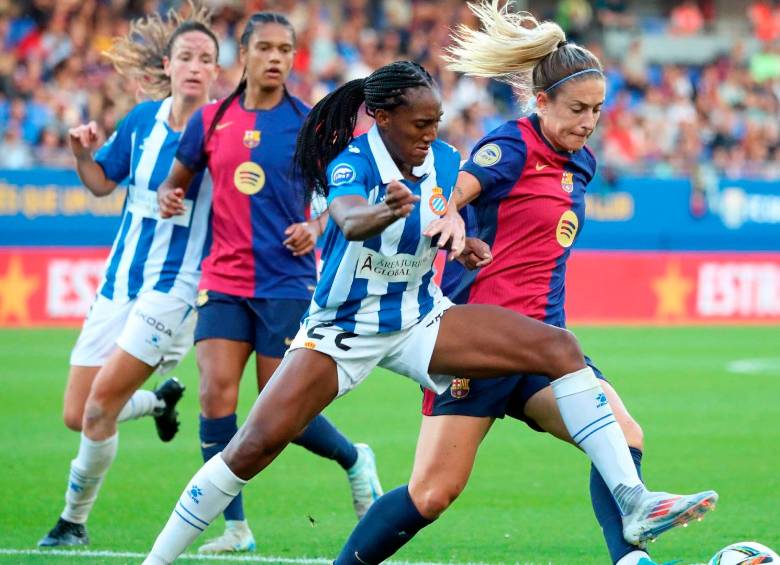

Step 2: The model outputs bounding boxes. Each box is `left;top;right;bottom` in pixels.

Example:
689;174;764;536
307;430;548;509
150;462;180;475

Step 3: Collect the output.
156;12;381;554
38;5;219;548
334;4;718;565
144;59;712;565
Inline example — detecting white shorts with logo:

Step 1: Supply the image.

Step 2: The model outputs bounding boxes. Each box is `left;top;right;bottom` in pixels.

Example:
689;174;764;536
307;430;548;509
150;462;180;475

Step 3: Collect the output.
288;297;455;397
70;290;196;373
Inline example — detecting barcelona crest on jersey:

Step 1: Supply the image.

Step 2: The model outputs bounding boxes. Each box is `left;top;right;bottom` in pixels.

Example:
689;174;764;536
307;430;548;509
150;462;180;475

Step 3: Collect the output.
243;129;261;148
561;171;574;193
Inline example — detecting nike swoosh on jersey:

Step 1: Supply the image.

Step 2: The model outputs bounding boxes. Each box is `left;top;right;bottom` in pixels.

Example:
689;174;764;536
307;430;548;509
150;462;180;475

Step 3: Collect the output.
536;162;548;171
201;442;219;449
215;121;233;130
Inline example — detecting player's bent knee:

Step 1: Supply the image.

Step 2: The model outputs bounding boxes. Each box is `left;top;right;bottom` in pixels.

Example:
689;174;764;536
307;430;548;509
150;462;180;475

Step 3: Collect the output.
199;379;238;418
540;328;584;377
63;410;83;432
411;483;462;519
82;399;109;430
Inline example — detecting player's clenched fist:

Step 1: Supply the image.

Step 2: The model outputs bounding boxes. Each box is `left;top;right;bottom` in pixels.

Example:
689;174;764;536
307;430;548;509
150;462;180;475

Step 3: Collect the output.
383;179;420;219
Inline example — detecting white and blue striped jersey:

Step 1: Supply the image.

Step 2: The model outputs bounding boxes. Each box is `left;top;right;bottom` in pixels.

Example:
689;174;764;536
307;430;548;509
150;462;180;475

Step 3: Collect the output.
306;125;460;335
95;98;212;304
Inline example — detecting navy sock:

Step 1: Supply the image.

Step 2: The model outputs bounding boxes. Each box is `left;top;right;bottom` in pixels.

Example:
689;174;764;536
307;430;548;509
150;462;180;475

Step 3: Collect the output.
591;447;645;564
200;414;245;522
334;485;432;564
292;414;358;470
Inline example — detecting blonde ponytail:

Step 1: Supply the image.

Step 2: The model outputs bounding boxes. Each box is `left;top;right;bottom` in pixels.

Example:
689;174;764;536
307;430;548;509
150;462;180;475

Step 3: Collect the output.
444;0;565;92
445;0;604;99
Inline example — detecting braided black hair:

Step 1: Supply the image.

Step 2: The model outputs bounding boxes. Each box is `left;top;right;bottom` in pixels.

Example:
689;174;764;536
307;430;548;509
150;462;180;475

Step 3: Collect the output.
205;12;300;145
294;60;436;197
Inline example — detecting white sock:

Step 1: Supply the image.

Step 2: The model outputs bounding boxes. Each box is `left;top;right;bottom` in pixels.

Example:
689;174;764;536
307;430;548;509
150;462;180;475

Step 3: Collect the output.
552;367;645;515
616;550;651;565
61;433;119;524
145;454;246;564
117;390;165;423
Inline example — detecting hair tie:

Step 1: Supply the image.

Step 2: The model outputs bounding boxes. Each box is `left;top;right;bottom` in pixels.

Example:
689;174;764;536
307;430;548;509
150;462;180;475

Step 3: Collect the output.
557;40;568;49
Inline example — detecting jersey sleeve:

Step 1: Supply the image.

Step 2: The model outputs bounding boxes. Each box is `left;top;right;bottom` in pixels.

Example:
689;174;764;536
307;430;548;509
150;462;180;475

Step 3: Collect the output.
176;108;208;172
461;204;478;237
461;128;527;204
326;152;370;203
94;108;137;183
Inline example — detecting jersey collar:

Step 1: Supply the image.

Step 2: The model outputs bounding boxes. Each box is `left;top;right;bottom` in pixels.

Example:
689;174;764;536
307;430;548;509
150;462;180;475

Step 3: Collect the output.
155;97;173;125
367;124;434;184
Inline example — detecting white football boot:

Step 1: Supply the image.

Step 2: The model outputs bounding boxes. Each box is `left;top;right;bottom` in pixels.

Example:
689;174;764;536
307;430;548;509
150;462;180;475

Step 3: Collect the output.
346;443;383;519
623;489;718;545
198;519;256;554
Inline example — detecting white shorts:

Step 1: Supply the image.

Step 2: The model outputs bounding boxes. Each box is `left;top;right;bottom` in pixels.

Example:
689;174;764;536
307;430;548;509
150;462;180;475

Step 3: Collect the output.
70;290;196;373
288;297;455;397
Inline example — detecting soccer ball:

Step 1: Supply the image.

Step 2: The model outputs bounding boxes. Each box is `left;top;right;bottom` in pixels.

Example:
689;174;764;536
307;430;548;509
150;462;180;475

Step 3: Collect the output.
709;541;780;564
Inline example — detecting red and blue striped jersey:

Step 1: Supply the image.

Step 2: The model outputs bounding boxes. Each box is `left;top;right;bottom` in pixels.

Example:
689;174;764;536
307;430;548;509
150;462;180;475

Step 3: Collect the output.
442;114;597;328
176;94;316;299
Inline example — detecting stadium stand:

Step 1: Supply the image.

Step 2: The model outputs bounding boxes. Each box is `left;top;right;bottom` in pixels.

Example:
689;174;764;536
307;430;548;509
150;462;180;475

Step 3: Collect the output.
0;0;778;181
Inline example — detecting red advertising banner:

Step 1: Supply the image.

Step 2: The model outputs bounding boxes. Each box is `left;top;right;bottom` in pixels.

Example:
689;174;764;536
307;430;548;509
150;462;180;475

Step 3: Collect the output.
566;251;780;325
0;248;778;327
0;248;107;327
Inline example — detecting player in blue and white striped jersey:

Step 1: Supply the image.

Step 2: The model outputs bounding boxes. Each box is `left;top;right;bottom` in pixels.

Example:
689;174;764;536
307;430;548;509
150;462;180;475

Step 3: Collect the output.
96;95;212;303
39;9;220;549
307;123;458;336
145;60;681;565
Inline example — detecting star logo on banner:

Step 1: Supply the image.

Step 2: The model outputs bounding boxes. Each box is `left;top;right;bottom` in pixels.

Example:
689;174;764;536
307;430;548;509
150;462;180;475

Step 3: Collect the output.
0;255;39;324
651;261;693;319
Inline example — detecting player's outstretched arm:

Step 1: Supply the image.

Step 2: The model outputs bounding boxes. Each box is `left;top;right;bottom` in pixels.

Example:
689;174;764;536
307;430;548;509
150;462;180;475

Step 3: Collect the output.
329;179;419;241
157;160;196;218
68;121;116;197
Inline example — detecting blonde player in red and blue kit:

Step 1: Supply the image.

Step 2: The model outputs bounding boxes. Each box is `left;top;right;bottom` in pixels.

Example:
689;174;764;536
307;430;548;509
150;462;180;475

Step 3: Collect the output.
335;3;718;565
156;12;381;555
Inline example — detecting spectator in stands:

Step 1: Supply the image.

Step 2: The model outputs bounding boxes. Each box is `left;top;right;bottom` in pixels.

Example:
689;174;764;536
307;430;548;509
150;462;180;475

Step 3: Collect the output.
595;0;635;30
669;0;705;36
0;0;777;179
748;0;780;43
0;125;33;168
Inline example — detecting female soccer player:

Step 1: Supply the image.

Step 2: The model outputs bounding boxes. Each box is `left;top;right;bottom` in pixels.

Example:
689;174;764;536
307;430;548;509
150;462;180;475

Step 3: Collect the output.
38;6;219;548
334;4;717;565
155;12;381;554
143;59;713;565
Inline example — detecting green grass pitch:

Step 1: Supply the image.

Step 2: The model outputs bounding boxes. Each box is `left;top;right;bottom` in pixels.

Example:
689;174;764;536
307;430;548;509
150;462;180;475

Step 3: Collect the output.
0;326;778;564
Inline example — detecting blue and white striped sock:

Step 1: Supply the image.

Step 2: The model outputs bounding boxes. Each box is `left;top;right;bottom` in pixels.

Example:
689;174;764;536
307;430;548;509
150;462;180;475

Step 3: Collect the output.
145;454;245;564
552;367;645;515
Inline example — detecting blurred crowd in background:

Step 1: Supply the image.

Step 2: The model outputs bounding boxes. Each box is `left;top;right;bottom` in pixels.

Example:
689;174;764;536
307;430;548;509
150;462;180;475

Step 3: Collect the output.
1;0;779;182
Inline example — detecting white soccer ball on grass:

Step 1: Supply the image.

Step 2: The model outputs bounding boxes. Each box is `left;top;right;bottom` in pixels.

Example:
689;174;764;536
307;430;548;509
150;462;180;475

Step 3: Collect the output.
708;541;780;565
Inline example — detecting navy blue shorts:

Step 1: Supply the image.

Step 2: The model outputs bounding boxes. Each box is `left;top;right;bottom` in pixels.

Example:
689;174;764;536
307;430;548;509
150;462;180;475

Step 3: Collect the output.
422;357;606;432
194;290;309;358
